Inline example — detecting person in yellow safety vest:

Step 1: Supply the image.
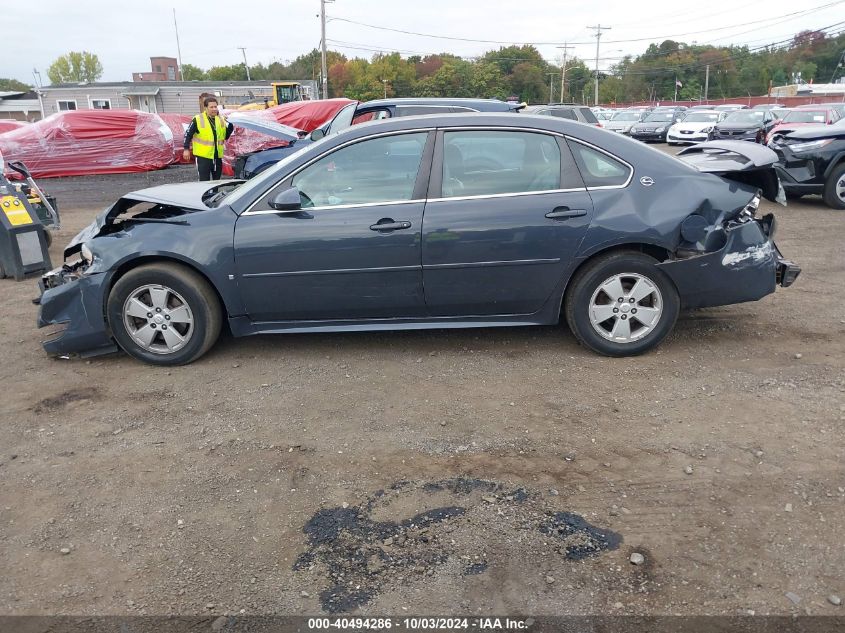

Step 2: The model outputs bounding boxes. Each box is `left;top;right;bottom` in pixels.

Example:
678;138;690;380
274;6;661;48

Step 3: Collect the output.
182;97;234;181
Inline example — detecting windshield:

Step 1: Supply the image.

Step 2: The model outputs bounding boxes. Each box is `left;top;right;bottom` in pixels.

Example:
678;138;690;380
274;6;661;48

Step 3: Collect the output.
221;139;331;207
682;113;720;122
612;112;641;121
643;112;675;122
724;111;765;123
325;102;359;135
782;110;828;123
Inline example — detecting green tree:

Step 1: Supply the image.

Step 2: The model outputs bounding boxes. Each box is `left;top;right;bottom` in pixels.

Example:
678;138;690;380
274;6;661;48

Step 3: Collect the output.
206;64;247;81
180;64;206;81
47;51;103;84
0;78;32;91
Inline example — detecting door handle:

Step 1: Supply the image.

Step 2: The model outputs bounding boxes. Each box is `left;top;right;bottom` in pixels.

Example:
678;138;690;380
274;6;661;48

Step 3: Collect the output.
369;220;412;232
545;207;587;219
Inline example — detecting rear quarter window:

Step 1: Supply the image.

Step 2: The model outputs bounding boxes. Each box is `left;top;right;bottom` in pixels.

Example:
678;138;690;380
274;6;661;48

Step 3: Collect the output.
567;140;631;188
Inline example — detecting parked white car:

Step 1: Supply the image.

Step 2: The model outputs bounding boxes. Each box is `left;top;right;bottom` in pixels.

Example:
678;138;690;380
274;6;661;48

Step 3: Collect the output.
666;110;724;145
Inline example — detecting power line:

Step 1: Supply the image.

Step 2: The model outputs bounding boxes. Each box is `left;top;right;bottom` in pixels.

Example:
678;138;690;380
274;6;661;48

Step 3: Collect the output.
326;1;844;47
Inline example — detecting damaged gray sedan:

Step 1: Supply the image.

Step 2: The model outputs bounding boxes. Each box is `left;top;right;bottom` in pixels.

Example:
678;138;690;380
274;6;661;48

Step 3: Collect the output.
37;114;800;365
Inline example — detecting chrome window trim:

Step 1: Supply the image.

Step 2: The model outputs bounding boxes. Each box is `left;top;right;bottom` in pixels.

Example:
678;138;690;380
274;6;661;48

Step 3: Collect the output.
427;187;585;203
242;128;435;215
565;136;634;190
242;198;426;216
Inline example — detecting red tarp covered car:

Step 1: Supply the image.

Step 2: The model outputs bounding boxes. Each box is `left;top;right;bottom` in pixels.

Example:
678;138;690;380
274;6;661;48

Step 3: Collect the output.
0;110;175;178
0;120;28;135
158;113;195;164
222;98;353;175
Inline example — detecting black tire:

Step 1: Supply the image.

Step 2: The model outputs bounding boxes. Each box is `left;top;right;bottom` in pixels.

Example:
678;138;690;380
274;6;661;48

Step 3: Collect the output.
822;162;845;210
564;251;680;357
107;263;222;365
44;229;52;248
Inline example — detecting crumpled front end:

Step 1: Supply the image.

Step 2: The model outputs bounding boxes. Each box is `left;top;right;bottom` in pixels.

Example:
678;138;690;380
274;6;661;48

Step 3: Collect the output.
37;266;116;356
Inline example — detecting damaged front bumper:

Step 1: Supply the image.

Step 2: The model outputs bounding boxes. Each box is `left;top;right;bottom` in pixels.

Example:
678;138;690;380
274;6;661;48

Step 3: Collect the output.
36;267;117;357
657;214;800;309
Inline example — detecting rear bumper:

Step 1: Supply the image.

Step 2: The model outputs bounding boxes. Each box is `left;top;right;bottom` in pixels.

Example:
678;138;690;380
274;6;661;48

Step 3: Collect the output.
657;215;799;309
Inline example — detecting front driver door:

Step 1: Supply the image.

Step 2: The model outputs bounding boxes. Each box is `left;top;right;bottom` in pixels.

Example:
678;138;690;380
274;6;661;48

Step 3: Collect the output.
234;131;433;322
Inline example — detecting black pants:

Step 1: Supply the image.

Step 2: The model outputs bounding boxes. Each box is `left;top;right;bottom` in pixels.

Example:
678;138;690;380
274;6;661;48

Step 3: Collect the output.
196;156;222;181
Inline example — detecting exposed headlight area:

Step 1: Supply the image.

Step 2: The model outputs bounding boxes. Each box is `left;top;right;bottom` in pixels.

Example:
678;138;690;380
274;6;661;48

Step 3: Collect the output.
40;242;98;291
702;126;714;133
786;139;834;153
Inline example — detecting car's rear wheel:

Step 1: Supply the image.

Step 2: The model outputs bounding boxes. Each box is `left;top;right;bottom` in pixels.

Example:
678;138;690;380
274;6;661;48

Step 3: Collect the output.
107;263;222;365
822;163;845;210
564;252;680;357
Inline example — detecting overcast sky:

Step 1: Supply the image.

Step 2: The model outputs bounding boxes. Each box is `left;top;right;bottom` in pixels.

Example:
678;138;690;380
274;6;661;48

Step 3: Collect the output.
3;0;844;86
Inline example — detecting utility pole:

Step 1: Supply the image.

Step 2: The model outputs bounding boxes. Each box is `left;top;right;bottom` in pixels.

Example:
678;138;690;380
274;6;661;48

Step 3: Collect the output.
587;24;611;106
238;47;251;81
704;64;710;102
320;0;334;99
173;9;184;81
556;43;574;103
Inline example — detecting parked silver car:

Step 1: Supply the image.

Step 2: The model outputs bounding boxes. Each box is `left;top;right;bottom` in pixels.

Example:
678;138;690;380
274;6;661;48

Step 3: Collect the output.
603;110;644;134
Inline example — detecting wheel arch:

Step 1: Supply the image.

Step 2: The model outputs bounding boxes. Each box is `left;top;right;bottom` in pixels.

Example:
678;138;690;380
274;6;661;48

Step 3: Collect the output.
558;243;675;320
105;255;231;325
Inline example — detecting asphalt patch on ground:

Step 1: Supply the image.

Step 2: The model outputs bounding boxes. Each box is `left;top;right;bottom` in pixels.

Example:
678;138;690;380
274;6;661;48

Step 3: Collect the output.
33;387;100;414
293;478;622;613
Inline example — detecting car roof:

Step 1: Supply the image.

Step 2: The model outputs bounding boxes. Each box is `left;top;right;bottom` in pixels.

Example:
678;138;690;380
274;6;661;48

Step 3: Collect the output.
358;97;518;112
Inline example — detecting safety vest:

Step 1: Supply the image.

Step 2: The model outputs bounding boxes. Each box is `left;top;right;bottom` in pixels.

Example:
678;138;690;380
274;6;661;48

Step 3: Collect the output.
192;113;227;159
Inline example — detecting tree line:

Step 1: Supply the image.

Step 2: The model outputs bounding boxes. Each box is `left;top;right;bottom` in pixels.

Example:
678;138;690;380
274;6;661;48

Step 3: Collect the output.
7;31;842;105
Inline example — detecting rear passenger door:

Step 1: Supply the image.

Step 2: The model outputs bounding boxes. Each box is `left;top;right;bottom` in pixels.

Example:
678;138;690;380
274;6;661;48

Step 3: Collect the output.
421;128;594;317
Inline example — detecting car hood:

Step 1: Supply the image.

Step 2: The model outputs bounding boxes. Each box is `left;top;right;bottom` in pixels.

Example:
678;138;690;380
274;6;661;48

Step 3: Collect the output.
65;181;241;255
227;112;305;142
677;140;784;204
606;120;636;129
773;123;845;140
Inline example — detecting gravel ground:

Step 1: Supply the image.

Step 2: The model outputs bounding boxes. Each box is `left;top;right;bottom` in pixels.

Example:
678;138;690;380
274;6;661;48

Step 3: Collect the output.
1;152;843;619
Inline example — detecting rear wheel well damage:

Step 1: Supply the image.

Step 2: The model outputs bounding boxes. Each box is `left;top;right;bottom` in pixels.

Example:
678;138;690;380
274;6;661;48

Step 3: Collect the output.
558;244;674;321
106;257;230;332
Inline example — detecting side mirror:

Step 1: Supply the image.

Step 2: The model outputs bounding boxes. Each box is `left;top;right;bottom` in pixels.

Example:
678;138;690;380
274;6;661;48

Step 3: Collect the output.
310;128;326;141
269;187;302;211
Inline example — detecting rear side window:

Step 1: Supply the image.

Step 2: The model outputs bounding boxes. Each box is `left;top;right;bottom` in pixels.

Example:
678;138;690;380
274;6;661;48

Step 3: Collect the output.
578;108;599;124
441;131;561;197
567;140;631;188
551;109;578;121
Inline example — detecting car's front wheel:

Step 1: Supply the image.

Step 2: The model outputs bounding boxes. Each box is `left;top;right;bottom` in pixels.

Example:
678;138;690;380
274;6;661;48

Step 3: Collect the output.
107;263;222;365
822;162;845;210
564;252;680;356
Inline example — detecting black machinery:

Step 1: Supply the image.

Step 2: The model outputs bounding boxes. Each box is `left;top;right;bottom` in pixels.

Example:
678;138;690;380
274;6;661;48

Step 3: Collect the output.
0;161;59;280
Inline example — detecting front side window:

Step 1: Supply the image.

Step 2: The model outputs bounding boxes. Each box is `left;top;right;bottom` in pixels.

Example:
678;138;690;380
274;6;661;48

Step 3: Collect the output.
441;131;561;198
292;132;427;208
567;141;631;188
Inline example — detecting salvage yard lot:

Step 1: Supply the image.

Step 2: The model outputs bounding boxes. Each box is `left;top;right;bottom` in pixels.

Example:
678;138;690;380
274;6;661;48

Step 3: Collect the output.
1;148;844;617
